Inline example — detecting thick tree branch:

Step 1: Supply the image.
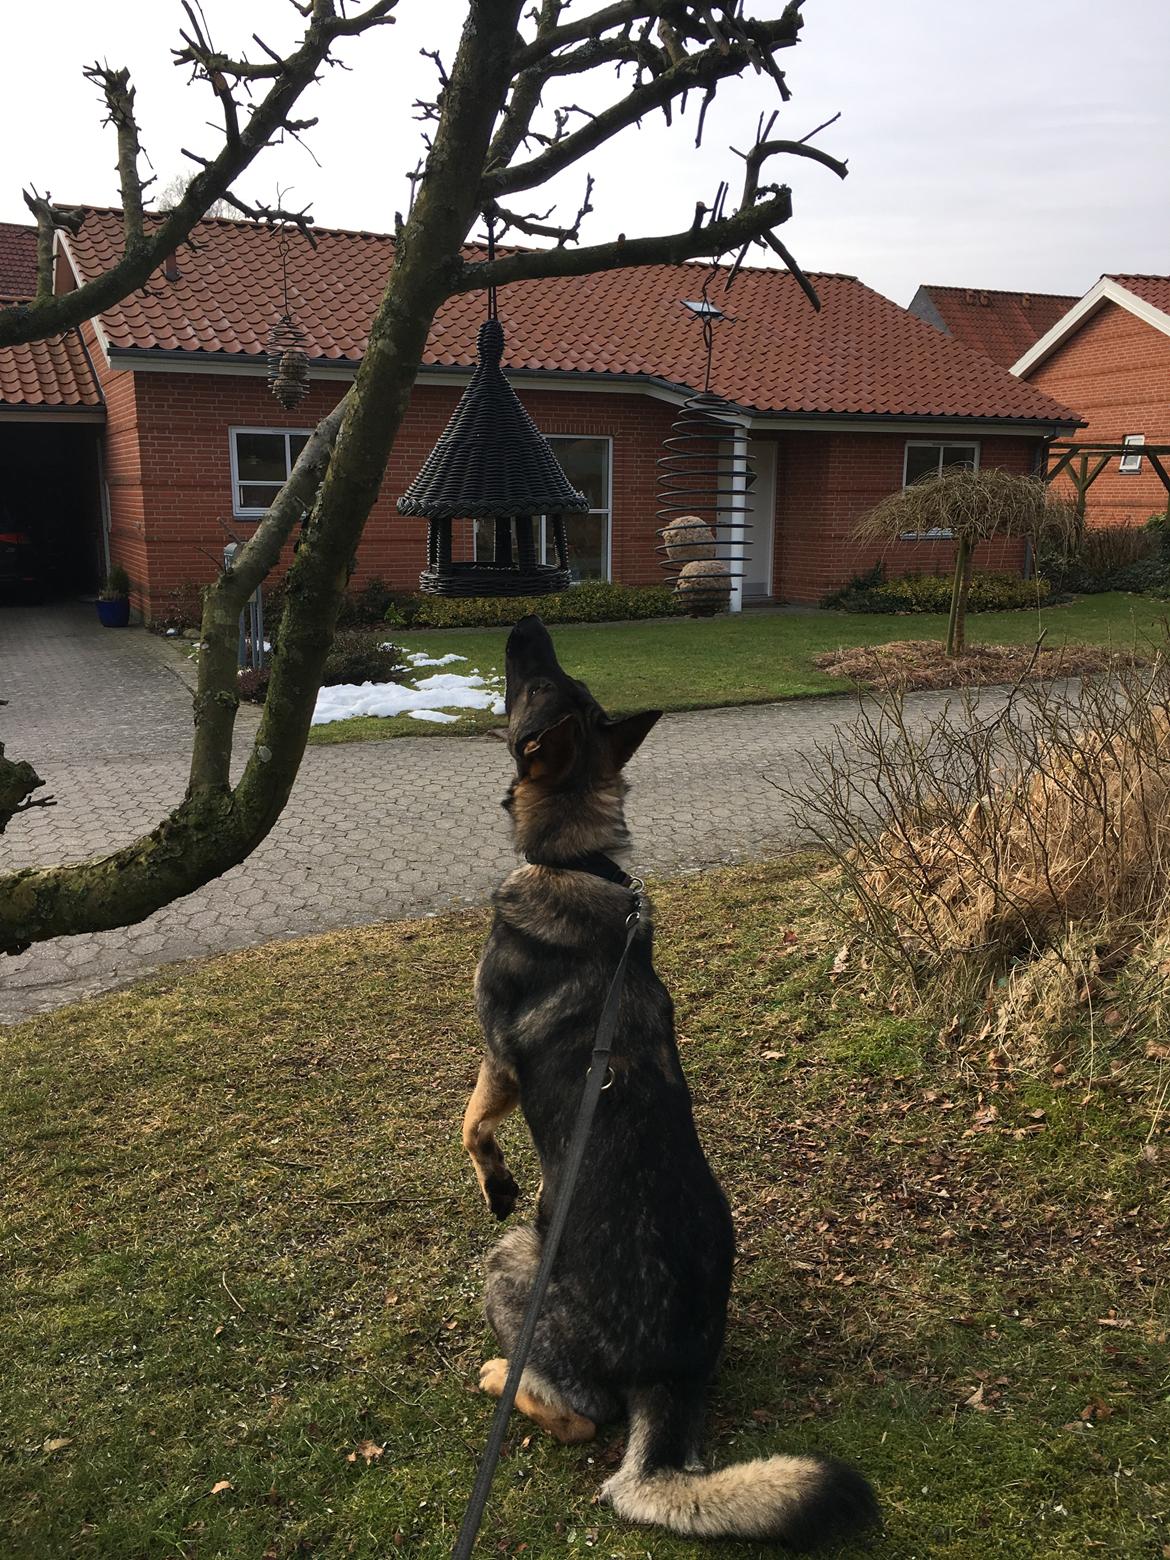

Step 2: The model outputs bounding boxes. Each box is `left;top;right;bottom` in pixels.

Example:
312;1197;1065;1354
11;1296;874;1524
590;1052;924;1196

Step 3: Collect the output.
0;0;396;348
0;742;54;836
454;184;797;291
82;64;149;247
187;398;350;794
485;10;802;196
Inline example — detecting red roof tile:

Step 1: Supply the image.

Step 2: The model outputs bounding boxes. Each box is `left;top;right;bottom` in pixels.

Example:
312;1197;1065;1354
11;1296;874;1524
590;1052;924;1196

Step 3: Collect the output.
0;306;103;409
909;285;1078;370
1107;274;1170;315
65;207;1079;427
0;222;37;298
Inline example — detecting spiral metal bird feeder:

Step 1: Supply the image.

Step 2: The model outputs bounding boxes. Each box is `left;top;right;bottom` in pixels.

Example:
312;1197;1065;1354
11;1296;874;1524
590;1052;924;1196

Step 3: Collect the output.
266;225;310;411
656;293;755;616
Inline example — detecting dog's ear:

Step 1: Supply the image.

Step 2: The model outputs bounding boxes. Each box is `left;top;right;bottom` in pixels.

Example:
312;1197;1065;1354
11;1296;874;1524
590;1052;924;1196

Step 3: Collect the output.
604;710;662;769
521;712;579;784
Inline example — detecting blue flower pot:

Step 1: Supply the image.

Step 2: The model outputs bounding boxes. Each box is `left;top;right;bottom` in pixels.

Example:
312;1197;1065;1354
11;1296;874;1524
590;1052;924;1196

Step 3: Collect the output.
97;598;130;628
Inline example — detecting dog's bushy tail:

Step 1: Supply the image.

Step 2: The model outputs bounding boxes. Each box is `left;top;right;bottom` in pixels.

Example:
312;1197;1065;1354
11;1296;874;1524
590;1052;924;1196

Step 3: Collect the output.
601;1386;878;1550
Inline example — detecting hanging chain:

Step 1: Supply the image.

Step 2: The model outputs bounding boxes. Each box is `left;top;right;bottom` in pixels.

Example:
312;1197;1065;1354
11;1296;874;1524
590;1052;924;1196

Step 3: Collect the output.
485;208;498;321
278;227;292;320
699;260;720;393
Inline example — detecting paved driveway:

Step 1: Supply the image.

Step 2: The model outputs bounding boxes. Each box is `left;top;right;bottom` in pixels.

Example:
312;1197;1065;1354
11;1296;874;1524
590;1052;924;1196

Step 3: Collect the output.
1;602;950;1022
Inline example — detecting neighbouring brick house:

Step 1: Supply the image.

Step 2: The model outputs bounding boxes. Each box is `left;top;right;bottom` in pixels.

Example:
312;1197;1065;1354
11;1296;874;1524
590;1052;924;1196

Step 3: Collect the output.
908;284;1078;371
1;208;1081;621
1010;276;1170;528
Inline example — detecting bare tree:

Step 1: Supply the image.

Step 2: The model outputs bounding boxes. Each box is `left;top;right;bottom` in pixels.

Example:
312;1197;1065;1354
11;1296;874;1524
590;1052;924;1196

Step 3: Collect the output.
0;0;848;956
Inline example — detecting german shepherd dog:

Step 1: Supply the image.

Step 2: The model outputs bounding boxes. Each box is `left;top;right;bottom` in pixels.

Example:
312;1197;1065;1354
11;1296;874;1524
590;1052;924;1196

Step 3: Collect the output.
462;615;877;1547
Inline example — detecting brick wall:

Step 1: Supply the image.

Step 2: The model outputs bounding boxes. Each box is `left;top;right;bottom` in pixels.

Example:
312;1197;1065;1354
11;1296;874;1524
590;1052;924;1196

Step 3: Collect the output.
103;366;681;618
771;431;1040;603
90;355;1046;619
1027;301;1170;527
88;315;151;609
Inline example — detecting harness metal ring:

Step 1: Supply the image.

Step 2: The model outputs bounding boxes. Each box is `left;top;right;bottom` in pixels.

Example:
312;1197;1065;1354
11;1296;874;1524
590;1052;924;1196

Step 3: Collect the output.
599;1065;615;1090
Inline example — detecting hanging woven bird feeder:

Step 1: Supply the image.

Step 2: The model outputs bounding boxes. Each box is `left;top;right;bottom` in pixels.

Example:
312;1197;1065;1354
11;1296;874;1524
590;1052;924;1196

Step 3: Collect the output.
656;295;755;617
397;221;587;598
266;226;310;411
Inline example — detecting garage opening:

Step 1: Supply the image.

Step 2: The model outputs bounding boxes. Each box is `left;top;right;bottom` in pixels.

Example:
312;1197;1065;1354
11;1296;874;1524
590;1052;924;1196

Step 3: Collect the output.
0;422;105;602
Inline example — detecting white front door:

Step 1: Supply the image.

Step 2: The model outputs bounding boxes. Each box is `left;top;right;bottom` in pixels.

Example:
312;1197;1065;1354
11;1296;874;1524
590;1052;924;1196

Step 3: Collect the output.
742;439;777;601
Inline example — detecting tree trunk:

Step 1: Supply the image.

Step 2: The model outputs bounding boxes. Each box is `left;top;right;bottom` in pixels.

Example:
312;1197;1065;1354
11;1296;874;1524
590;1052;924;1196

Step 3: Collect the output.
0;0;525;958
946;534;975;658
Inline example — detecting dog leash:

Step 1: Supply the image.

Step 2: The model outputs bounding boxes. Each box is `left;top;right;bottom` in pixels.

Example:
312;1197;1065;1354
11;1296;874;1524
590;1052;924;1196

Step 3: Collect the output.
450;877;645;1560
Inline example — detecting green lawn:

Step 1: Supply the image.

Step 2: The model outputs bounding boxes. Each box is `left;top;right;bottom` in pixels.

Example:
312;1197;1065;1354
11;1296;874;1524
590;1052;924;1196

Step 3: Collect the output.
3;860;1166;1557
308;593;1169;744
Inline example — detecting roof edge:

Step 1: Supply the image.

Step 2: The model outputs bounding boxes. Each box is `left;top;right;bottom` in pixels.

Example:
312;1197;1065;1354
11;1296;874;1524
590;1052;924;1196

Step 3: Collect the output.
106;345;1081;429
1012;277;1170;376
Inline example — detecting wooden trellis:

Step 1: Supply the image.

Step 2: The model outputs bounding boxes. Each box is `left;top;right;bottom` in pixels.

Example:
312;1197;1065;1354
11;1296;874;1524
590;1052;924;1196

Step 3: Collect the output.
1043;440;1170;523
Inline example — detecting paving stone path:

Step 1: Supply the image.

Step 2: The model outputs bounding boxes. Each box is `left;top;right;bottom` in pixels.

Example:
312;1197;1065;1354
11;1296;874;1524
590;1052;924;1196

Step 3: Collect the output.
1;602;964;1022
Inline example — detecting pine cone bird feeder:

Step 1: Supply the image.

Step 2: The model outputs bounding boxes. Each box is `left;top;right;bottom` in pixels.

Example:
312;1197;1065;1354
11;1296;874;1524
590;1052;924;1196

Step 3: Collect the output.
398;316;587;597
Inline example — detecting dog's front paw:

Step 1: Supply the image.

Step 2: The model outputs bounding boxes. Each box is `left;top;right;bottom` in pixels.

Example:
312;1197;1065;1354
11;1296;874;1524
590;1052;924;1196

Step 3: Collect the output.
483;1165;520;1220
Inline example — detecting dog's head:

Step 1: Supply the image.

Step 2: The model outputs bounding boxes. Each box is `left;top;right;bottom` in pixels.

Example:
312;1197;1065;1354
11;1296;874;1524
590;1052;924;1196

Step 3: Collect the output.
504;614;661;802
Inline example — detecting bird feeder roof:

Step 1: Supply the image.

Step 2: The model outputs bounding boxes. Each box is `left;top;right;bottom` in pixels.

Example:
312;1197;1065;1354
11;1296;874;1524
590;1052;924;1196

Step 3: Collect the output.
397;319;589;521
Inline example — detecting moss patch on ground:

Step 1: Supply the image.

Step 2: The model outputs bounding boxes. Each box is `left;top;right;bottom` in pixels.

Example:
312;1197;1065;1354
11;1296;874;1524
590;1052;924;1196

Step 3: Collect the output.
2;861;1167;1557
307;593;1169;743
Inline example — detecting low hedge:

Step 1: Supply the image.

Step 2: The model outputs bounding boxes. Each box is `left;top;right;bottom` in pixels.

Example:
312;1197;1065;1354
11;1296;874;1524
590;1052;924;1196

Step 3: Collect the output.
383;580;683;629
1038;517;1170;596
238;630;406;704
825;569;1050;614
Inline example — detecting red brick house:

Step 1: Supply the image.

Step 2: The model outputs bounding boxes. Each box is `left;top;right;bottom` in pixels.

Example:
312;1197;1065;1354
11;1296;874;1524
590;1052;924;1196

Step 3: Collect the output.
908;285;1078;371
0;209;1081;620
1010;275;1170;528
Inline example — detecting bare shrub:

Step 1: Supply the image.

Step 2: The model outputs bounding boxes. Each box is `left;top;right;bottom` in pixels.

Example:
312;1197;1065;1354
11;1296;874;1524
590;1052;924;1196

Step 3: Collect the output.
1079;524;1158;577
790;656;1170;1006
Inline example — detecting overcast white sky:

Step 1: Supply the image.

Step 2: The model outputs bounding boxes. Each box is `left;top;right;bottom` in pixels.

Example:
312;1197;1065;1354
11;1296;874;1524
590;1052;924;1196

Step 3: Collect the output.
1;0;1167;306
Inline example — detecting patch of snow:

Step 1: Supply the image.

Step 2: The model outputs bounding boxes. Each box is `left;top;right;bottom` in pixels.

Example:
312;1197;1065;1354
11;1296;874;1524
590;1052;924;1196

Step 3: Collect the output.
312;669;502;725
311;645;505;727
402;650;467;666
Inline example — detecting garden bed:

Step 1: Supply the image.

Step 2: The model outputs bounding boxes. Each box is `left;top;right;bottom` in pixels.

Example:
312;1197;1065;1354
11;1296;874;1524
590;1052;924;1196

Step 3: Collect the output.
814;638;1147;692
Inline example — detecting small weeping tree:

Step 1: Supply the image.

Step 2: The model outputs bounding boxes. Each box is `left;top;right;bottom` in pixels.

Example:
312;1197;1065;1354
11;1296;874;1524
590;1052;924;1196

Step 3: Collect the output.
853;468;1079;658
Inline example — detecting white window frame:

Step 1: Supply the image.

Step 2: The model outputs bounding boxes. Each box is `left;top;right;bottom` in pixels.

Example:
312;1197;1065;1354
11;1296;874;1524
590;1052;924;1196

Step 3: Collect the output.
472;434;613;582
544;434;613;582
230;426;313;517
899;440;981;540
1119;434;1145;475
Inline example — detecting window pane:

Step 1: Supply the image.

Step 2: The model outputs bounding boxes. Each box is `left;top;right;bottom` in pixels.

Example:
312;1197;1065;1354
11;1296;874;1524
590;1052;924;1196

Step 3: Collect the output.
550;437;608;510
941;444;977;470
236;432;288;483
563;513;607;580
289;433;311;465
239;483;282;510
904;445;940;485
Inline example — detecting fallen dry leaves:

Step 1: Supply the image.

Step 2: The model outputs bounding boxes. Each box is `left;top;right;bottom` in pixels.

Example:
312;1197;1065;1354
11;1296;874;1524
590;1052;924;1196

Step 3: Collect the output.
346;1439;385;1464
814;638;1145;693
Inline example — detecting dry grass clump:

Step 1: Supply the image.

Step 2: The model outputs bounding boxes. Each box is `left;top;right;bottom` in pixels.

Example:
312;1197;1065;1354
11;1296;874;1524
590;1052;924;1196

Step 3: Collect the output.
789;658;1170;1083
815;638;1144;692
853;467;1079;548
